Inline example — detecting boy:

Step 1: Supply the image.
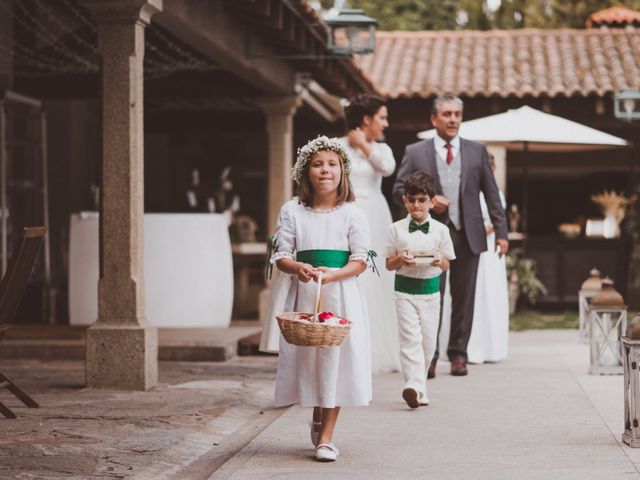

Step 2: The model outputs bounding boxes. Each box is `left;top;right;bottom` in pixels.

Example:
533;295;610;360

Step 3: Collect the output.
383;171;455;408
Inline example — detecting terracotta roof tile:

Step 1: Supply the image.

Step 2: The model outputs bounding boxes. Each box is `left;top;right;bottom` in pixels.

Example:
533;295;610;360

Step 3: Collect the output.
587;7;640;27
357;29;640;98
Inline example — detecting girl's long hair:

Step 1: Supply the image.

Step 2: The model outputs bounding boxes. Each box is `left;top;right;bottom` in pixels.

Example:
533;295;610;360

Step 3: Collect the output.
298;149;355;206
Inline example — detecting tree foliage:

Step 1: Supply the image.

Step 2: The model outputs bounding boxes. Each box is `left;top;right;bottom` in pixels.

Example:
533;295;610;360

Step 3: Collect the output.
549;0;640;28
339;0;640;30
347;0;460;31
494;0;640;28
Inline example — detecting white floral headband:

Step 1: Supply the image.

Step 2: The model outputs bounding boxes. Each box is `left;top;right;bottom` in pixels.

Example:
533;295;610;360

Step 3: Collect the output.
291;136;352;184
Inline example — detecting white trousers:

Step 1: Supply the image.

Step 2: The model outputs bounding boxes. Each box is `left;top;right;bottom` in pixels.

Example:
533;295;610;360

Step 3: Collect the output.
395;292;440;401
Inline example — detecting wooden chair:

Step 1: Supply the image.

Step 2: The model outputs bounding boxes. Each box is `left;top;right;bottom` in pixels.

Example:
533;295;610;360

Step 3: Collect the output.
0;226;46;419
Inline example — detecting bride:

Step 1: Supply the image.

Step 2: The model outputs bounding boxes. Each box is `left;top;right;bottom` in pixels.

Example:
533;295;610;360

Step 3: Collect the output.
340;94;401;373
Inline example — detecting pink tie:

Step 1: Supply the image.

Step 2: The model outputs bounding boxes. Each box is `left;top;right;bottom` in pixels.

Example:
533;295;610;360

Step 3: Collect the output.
445;143;453;165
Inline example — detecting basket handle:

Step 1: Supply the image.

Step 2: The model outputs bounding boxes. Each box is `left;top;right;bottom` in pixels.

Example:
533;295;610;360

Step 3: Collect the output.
313;271;323;323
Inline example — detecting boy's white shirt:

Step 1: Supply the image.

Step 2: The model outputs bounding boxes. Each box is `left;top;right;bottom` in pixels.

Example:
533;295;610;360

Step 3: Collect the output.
383;214;456;280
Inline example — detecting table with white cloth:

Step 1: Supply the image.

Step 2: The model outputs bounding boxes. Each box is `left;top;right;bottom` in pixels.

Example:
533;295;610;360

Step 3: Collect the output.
231;242;266;318
68;212;233;328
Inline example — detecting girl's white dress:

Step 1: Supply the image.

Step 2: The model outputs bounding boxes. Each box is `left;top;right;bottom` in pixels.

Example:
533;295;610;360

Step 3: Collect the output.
272;200;372;408
339;137;401;374
440;191;509;363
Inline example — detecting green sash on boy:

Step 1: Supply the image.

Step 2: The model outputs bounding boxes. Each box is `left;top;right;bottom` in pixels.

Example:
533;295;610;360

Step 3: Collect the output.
394;274;440;295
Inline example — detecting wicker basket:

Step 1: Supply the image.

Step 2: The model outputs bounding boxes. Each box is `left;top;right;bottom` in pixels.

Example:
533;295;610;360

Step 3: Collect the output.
276;272;351;347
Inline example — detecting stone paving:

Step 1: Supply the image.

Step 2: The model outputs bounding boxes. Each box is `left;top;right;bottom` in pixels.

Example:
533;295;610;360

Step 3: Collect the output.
1;330;640;479
0;356;279;479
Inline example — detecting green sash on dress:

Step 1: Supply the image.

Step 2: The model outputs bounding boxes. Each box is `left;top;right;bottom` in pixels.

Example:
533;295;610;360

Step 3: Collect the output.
394;274;440;295
296;249;350;268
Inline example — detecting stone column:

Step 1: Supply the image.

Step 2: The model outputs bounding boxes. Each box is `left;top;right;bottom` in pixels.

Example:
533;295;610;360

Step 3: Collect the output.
257;97;301;235
82;0;161;390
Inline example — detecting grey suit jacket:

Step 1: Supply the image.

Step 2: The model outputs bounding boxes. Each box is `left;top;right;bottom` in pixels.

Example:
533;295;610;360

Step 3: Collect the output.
392;137;507;255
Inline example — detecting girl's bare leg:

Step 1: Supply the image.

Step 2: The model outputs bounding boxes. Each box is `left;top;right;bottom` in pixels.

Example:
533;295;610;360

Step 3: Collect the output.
317;407;341;446
311;407;322;443
313;407;322;424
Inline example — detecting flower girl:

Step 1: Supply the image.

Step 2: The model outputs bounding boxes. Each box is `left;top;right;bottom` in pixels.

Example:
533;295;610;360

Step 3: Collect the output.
271;136;371;462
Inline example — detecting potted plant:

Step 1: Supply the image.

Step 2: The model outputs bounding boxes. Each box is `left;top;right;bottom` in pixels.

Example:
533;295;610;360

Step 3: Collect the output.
506;249;548;314
591;190;629;238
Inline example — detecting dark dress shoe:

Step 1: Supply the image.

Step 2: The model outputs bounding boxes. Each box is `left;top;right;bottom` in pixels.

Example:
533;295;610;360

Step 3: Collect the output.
450;359;468;376
427;359;437;379
402;388;420;409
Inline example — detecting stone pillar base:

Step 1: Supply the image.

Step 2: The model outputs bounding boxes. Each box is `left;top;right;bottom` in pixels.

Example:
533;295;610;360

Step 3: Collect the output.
86;324;158;390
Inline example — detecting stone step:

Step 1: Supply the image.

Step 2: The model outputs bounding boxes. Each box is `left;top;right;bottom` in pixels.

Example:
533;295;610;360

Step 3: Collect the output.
0;339;86;360
0;324;263;362
237;331;277;357
158;326;262;361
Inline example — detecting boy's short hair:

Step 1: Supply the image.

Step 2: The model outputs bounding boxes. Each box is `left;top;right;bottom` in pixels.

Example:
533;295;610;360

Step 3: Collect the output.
404;171;436;198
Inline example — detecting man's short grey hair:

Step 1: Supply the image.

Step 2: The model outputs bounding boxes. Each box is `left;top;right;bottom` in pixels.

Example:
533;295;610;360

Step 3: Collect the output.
431;94;464;116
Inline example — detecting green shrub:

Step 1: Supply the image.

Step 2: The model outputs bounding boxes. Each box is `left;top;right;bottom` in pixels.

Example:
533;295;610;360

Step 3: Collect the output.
506;249;547;305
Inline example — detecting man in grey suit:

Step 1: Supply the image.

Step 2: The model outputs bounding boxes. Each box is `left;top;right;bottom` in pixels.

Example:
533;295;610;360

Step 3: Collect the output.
392;94;508;377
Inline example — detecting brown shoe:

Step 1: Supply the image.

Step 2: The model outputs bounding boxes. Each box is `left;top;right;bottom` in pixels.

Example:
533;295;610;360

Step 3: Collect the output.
427;359;437;379
402;388;420;408
450;359;468;376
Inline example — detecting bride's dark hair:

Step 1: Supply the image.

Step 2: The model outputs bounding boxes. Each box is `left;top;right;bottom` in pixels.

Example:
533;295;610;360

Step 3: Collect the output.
344;94;386;131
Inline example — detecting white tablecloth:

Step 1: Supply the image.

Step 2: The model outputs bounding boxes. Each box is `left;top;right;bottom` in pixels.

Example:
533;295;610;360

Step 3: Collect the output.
69;212;233;328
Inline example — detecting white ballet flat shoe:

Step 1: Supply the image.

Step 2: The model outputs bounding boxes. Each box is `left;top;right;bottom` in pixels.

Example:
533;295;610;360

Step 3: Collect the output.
315;443;339;462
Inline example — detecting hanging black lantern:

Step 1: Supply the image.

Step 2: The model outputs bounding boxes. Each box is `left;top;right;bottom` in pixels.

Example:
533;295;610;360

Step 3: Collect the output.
324;8;378;56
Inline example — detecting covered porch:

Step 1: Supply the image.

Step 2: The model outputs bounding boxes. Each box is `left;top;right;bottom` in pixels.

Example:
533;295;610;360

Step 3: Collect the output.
0;0;377;389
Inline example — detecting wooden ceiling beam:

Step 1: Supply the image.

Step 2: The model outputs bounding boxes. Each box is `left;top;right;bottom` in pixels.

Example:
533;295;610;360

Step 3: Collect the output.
155;0;378;99
154;1;296;96
228;0;272;16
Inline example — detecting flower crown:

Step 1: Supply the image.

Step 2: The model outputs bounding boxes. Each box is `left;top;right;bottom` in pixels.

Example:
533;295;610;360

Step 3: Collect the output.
291;136;352;184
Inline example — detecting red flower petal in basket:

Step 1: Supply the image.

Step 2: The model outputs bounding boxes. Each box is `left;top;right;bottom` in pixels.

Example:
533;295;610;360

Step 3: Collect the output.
318;312;334;321
339;318;348;325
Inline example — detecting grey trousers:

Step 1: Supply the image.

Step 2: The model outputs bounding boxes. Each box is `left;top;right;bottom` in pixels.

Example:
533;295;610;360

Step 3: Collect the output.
435;227;480;362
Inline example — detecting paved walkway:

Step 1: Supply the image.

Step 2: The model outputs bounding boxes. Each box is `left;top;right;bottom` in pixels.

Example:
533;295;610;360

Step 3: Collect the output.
212;330;640;480
1;330;639;479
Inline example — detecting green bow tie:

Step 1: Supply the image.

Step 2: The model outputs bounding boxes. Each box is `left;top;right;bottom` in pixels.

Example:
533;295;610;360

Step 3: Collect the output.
409;219;430;234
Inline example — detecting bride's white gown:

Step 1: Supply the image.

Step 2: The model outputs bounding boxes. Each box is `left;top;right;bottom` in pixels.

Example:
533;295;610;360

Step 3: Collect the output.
440;191;509;364
340;137;401;373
